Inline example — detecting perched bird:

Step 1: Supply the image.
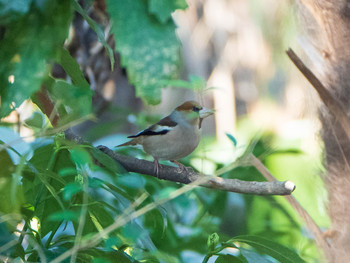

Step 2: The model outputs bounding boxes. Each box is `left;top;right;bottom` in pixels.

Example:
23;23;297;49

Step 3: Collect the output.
118;101;214;176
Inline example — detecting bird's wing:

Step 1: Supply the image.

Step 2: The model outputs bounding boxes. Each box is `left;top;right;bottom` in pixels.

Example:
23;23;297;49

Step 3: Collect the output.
128;116;178;138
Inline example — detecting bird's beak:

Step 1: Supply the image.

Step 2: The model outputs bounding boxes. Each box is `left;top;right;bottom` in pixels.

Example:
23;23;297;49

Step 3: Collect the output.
199;107;214;119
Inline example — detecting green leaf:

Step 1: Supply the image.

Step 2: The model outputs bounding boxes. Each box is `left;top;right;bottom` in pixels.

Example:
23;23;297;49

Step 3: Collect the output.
48;210;80;222
52;80;92;123
35;172;65;210
104;237;123;250
207;233;220;252
0;149;15;177
0;0;32;24
189;75;207;91
24;111;44;129
82;250;134;263
91;148;123;174
0;151;24;214
116;174;146;189
232;235;305;263
122;223;142;243
93;258;111;263
144;208;168;241
89;177;105;188
148;0;188;23
69;147;92;167
63;182;82;201
156;79;193;89
78;201;115;236
215;255;245;263
23;144;76;237
72;1;115;70
156;75;206;91
226;133;237;147
106;0;181;104
238;248;271;263
0;0;73;117
0;223;16;256
57;48;90;90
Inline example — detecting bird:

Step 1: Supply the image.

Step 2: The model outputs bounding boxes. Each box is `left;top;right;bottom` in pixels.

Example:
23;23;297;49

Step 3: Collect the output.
118;101;214;176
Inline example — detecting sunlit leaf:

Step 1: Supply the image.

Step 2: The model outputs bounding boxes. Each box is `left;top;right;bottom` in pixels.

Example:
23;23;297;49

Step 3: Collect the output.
24;111;44;129
106;0;181;104
207;233;220;252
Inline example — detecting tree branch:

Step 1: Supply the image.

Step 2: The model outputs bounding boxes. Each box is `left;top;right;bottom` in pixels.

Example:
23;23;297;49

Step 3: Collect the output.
286;48;350;142
97;145;295;195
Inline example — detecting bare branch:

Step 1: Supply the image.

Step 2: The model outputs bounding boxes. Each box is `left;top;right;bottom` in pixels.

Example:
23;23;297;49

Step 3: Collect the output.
286;48;350;142
97;145;295;195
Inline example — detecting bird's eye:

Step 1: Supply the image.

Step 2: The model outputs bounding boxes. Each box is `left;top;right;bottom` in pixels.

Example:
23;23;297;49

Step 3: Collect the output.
192;106;201;112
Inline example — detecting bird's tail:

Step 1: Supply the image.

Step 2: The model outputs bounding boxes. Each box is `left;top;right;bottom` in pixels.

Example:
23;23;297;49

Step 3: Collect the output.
117;137;141;147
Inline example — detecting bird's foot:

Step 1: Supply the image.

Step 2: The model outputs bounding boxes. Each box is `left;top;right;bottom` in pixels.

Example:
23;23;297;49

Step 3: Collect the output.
171;160;189;174
153;158;161;178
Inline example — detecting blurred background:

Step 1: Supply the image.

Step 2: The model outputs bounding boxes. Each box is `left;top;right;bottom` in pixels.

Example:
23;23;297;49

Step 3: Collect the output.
1;0;329;261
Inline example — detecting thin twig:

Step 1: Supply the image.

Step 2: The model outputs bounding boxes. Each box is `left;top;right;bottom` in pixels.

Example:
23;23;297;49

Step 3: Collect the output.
250;153;332;260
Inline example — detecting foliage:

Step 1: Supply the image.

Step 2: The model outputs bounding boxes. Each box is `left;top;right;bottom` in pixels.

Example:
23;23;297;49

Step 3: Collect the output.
106;0;186;105
0;0;73;117
0;0;323;262
204;233;305;263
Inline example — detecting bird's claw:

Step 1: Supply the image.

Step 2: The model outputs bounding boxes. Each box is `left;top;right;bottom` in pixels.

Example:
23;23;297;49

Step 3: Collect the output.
171;160;189;174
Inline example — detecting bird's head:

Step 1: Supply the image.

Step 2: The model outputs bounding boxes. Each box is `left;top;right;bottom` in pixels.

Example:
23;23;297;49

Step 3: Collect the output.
174;101;214;127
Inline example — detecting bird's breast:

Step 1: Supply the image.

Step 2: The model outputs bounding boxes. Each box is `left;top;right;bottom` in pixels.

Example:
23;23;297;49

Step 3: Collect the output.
142;125;200;160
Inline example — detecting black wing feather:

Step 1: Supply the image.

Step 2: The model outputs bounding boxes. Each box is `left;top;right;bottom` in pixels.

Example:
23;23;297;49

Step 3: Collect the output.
127;115;177;138
128;127;170;138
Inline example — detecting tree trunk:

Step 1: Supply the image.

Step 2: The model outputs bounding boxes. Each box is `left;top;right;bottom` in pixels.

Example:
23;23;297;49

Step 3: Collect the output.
297;1;350;262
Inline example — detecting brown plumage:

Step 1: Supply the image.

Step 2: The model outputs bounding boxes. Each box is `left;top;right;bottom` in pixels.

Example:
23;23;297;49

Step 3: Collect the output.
118;101;213;175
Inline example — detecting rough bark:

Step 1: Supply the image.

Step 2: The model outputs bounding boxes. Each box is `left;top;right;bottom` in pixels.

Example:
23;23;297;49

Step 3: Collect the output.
296;1;350;262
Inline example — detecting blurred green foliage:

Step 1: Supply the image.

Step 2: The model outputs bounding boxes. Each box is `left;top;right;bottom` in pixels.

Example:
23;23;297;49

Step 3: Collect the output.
0;0;324;262
0;0;73;117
